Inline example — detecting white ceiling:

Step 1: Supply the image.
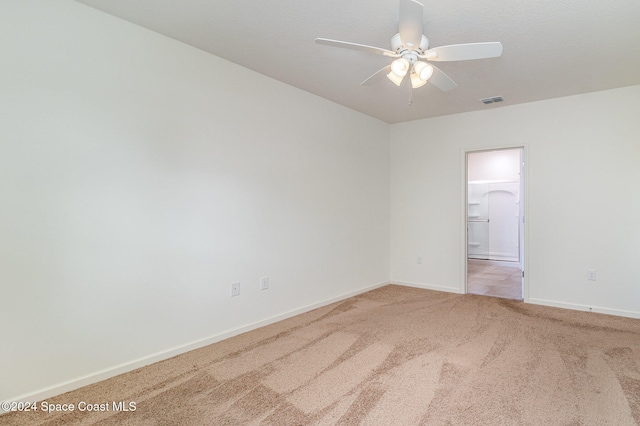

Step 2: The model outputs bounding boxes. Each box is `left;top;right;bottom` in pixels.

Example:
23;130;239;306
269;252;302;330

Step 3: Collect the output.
74;0;640;124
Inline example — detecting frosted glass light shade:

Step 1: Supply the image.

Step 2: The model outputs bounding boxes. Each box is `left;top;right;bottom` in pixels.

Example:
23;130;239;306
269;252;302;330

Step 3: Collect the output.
410;72;427;88
414;61;434;81
390;58;410;77
387;71;404;86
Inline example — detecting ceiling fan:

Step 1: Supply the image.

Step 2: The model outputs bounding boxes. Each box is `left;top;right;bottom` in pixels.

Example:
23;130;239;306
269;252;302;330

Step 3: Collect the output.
315;0;502;92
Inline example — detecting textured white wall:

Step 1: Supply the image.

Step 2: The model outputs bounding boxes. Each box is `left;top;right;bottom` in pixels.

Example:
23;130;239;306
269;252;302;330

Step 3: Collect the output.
0;0;390;401
390;85;640;316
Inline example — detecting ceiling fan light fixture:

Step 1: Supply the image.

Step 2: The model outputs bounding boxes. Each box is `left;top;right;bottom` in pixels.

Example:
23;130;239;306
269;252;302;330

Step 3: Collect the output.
414;61;433;81
390;58;410;77
387;70;405;86
410;72;427;88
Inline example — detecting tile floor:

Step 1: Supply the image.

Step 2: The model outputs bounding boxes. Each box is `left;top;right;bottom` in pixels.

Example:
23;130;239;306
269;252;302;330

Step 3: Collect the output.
467;260;522;300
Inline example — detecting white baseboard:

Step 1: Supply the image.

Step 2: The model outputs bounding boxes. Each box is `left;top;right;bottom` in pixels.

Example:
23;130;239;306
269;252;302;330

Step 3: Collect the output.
526;298;640;319
392;284;640;320
3;280;390;410
392;280;463;294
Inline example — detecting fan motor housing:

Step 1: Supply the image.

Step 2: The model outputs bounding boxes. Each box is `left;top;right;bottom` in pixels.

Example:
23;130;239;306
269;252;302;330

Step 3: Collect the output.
391;33;429;54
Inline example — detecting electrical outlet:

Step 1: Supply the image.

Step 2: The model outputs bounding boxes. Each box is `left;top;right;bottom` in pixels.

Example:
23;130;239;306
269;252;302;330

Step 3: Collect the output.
260;276;269;290
587;269;597;281
417;256;423;264
231;282;240;297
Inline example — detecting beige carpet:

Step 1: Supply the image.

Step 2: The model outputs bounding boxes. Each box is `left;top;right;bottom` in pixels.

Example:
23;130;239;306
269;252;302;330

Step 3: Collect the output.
3;285;640;425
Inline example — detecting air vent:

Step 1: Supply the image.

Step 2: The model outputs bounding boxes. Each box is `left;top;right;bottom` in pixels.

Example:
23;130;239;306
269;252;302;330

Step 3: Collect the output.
480;96;504;104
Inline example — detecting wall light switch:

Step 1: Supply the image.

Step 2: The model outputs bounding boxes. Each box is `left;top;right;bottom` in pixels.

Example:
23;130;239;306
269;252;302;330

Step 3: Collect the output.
417;256;423;264
587;269;597;281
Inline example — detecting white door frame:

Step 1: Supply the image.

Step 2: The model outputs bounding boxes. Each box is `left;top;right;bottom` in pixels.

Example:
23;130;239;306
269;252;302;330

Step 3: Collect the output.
462;146;528;300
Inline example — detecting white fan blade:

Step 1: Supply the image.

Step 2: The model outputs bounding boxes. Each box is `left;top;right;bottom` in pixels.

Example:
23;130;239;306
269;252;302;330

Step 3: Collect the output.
421;42;503;62
315;38;399;58
361;65;392;86
428;65;457;91
399;0;424;48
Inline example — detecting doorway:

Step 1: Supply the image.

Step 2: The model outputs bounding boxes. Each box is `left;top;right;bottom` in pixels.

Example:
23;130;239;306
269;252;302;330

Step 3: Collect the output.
466;148;524;300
